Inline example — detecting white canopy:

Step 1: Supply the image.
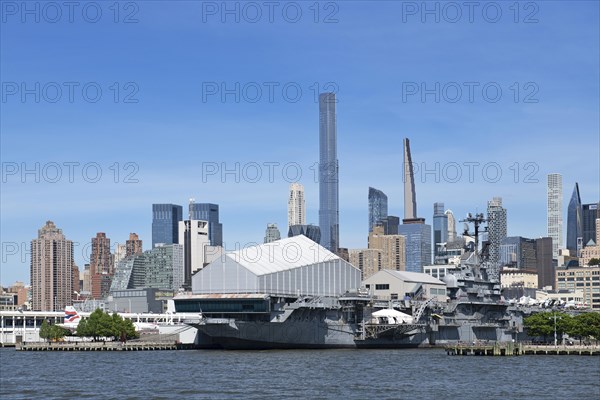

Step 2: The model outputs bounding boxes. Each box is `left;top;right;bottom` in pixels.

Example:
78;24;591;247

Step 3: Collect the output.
371;309;414;324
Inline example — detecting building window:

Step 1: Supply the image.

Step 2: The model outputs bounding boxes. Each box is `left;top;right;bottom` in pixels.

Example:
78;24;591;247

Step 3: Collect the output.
375;284;389;290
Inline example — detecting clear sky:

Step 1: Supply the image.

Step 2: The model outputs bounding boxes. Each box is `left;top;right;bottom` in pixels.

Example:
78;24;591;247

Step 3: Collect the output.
1;1;599;285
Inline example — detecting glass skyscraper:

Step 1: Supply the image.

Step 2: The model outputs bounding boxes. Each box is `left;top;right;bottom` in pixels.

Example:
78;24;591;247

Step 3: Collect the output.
368;187;388;232
398;223;432;273
152;204;183;248
189;203;223;246
566;183;582;255
433;202;448;258
582;203;599;246
487;197;507;281
318;92;339;252
546;173;563;258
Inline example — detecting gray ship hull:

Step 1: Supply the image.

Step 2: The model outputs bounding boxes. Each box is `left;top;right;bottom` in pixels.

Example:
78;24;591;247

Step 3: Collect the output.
191;320;427;349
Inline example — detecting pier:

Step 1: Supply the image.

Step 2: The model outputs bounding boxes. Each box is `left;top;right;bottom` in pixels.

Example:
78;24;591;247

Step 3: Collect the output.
445;343;600;356
15;341;197;351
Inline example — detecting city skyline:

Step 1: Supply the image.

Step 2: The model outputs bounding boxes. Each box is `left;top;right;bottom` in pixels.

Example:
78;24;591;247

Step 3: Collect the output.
2;3;599;285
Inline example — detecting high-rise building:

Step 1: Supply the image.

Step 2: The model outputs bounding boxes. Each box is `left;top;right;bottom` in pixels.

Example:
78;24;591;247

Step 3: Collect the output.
433;202;448;258
403;138;418;222
152;203;183;248
349;249;382;280
487;197;507;273
113;243;126;272
72;264;80;299
264;223;281;243
398;224;432;273
368;187;388;232
500;237;536;270
547;173;563;259
30;221;74;311
90;232;112;299
126;233;143;257
445;210;457;241
535;237;554;290
580;218;600;266
368;226;406;273
377;216;400;235
288;183;306;227
111;244;185;292
399;138;430;272
566;183;582;256
582;203;599;246
288;224;321;244
82;264;91;295
189;202;223;246
179;219;210;289
318;92;339;253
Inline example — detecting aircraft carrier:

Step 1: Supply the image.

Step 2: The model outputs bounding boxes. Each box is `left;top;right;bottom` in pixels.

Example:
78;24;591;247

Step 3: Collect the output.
176;215;530;349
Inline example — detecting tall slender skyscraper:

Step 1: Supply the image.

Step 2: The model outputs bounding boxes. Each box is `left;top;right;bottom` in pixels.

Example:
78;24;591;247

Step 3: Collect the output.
368;187;388;232
547;173;563;259
403;138;418;222
30;221;74;311
398;138;431;272
152;203;183;248
487;197;507;273
288;183;306;227
319;92;339;252
433;202;448;257
566;183;582;256
189;202;223;246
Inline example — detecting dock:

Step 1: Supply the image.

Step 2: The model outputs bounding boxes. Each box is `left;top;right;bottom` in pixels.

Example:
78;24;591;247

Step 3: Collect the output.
15;341;197;351
445;343;600;356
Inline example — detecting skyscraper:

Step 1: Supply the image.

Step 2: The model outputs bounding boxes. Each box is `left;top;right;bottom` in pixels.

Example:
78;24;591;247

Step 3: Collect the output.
445;210;457;241
582;203;599;246
126;233;143;257
403;138;418;222
566;183;582;256
368;187;388;232
189;202;223;246
90;232;112;299
264;223;281;243
547;173;563;259
377;216;400;235
288;183;306;227
399;138;431;272
152;203;183;248
368;225;406;273
318;92;339;253
30;221;74;311
433;202;448;258
398;224;432;273
179;219;210;289
487;197;507;273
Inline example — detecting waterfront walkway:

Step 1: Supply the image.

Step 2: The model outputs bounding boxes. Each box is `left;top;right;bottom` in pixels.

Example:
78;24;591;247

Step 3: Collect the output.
15;341;196;351
445;343;600;356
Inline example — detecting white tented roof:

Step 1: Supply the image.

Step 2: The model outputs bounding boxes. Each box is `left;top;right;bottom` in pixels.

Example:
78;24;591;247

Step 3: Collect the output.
225;235;339;276
381;270;445;285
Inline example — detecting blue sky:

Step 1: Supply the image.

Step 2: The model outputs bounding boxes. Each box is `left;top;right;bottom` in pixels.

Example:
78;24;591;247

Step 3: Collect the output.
1;1;599;285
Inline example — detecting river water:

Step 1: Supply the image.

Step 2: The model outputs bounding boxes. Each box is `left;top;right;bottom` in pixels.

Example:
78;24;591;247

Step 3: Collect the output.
1;348;599;399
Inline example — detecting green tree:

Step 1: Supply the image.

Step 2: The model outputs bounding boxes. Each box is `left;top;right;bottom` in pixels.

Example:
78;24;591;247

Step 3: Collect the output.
39;320;51;341
569;313;600;344
39;320;69;341
111;313;138;341
524;312;571;342
588;258;600;266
